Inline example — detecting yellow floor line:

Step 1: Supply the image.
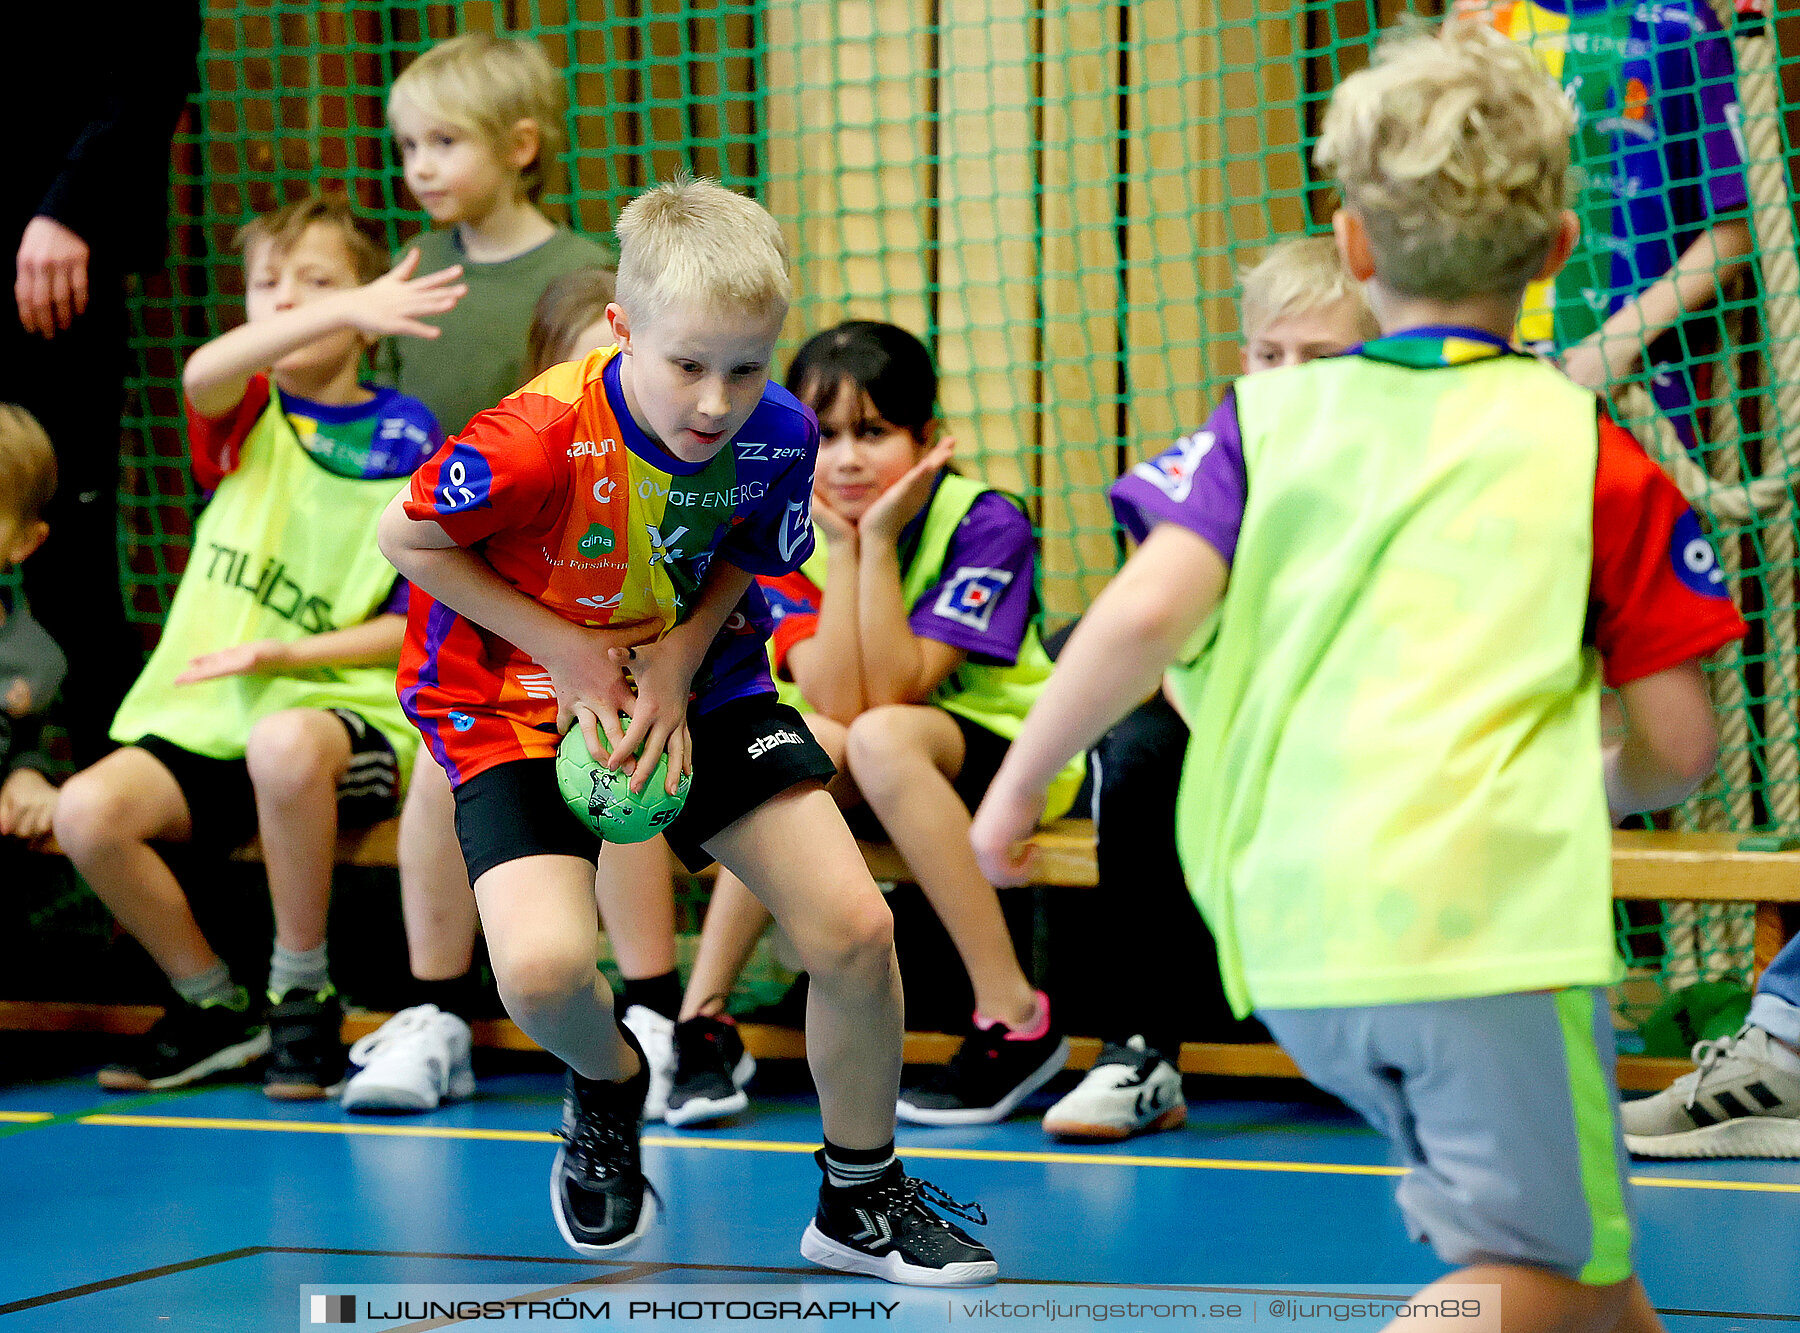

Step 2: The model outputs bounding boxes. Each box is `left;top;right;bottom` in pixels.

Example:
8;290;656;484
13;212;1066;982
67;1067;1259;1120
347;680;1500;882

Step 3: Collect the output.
78;1114;551;1143
0;1110;52;1123
37;1110;1799;1193
1628;1174;1800;1194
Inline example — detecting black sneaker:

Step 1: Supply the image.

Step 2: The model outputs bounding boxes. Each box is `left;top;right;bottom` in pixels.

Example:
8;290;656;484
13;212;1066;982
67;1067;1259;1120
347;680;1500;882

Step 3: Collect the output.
897;1002;1070;1126
98;995;269;1092
263;987;347;1101
801;1153;998;1286
663;1014;756;1127
551;1030;659;1254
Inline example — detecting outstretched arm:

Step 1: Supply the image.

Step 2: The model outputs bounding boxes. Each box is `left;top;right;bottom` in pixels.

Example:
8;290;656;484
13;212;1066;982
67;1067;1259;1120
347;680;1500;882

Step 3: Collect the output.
183;250;466;418
971;522;1226;885
1563;219;1754;392
172;613;408;684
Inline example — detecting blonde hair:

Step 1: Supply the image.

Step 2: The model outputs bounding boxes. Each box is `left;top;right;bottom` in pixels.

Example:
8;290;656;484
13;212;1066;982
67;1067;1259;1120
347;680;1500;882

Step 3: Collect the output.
1237;236;1379;342
1313;18;1573;301
388;32;565;203
236;194;388;286
613;176;790;324
0;405;56;527
526;267;618;376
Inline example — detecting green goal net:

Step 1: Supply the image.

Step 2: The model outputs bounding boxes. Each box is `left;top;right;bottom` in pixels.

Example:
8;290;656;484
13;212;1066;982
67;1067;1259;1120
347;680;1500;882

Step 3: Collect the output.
93;0;1800;1030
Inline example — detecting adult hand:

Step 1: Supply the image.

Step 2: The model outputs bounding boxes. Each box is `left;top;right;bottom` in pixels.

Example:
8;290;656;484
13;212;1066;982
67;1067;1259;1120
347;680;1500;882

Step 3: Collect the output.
174;639;293;684
859;436;954;545
15;217;90;338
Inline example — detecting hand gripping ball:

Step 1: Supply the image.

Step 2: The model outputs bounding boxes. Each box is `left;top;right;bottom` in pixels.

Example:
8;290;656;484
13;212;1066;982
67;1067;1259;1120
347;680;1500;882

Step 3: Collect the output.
556;720;690;844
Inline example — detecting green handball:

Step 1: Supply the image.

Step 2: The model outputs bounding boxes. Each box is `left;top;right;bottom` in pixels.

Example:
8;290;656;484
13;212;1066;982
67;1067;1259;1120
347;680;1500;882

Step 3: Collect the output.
556;719;690;844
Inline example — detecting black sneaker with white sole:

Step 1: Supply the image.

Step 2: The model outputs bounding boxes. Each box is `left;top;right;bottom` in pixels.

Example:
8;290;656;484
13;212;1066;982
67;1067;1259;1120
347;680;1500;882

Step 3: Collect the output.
551;1028;659;1253
263;987;347;1100
801;1152;998;1286
663;1014;756;1127
897;1014;1069;1126
98;996;269;1092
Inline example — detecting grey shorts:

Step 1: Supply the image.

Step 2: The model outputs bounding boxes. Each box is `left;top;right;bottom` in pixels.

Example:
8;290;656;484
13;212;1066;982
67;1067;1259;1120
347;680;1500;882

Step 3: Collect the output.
1261;988;1635;1285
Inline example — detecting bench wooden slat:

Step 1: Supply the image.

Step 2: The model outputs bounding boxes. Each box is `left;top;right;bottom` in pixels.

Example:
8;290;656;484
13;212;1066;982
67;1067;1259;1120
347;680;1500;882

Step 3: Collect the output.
1610;829;1800;902
4;1001;1691;1091
335;1018;1696;1091
45;819;1800;905
228;821;400;869
857;825;1100;888
16;820;1795;1099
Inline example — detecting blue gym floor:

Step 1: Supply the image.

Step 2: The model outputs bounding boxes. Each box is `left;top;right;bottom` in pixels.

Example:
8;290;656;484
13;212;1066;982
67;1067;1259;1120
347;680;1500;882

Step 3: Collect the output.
2;1058;1795;1331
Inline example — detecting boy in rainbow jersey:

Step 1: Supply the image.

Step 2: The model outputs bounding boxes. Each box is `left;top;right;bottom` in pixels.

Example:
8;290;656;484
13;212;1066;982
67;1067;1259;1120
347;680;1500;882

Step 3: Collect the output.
382;177;999;1284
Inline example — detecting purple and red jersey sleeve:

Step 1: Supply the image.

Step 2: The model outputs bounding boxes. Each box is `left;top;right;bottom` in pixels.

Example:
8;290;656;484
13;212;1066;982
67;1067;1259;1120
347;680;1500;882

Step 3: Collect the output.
404;403;569;553
1590;410;1746;685
1109;389;1249;567
906;491;1038;666
761;568;822;677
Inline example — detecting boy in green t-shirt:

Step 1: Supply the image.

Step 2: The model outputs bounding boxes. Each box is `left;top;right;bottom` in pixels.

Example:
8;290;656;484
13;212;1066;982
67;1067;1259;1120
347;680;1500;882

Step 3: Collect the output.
54;195;464;1100
385;31;613;436
975;21;1746;1333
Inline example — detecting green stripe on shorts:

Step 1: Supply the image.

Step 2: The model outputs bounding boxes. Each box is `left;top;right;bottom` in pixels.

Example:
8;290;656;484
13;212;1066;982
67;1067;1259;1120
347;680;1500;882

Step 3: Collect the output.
1555;987;1634;1285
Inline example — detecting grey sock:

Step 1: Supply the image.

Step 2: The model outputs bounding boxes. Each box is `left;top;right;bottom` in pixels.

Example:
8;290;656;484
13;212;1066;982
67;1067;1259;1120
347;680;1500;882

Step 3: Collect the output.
173;962;242;1011
267;943;331;1001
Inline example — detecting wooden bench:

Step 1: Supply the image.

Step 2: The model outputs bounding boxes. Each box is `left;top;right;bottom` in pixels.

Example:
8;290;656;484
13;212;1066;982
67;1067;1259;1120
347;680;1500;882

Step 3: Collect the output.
226;817;1102;886
16;821;1800;1093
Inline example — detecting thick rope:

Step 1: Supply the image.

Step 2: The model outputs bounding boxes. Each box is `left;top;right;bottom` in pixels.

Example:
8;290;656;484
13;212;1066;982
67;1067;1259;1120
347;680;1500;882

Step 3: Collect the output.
1701;309;1756;976
1706;303;1756;833
1715;3;1800;839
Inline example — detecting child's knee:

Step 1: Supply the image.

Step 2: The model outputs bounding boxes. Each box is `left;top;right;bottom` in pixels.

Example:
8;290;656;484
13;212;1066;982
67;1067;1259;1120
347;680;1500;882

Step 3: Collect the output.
54;767;147;855
245;710;346;799
490;943;602;1018
844;707;920;794
797;892;895;984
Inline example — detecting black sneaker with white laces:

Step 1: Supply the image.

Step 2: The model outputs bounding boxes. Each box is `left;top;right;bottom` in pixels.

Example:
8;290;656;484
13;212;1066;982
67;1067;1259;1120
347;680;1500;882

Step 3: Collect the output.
897;1008;1070;1126
98;996;269;1092
551;1029;659;1253
801;1152;998;1286
663;1014;756;1127
264;986;347;1100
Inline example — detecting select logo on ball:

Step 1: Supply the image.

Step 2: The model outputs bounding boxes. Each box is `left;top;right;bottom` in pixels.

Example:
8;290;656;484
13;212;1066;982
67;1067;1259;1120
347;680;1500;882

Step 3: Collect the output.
556;722;690;844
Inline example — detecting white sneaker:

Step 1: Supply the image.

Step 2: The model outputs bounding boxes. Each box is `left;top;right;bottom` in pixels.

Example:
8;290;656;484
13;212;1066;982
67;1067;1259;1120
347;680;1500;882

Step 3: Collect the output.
340;1005;475;1114
1622;1025;1800;1159
621;1005;676;1121
1041;1036;1186;1141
